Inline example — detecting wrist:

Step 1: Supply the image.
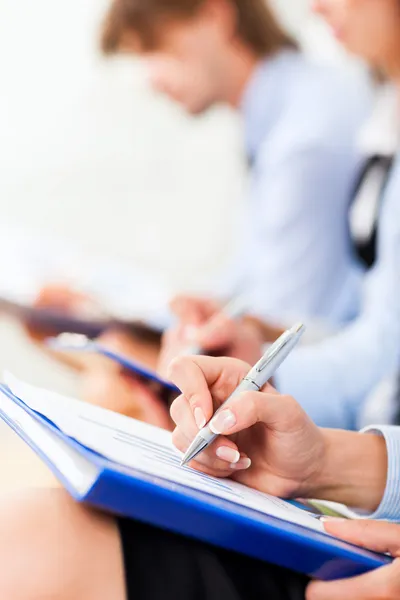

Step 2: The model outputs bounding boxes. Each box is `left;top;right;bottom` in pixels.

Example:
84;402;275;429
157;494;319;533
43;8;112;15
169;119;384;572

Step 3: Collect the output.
305;429;388;511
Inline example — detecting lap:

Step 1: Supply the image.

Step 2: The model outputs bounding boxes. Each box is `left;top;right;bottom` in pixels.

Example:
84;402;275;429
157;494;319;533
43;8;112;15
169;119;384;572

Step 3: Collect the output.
0;488;126;600
0;488;307;600
118;517;308;600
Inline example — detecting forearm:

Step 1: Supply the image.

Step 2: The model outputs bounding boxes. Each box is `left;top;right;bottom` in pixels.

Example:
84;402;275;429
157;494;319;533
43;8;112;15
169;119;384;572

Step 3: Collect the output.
307;429;388;512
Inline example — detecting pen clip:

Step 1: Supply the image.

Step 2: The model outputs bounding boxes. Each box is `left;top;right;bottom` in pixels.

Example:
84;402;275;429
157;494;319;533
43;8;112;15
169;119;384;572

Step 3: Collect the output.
255;323;304;372
255;334;292;372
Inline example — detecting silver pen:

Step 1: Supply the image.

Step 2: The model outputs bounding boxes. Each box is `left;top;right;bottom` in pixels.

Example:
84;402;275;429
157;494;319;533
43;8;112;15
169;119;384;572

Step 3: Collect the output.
180;322;305;466
183;295;248;356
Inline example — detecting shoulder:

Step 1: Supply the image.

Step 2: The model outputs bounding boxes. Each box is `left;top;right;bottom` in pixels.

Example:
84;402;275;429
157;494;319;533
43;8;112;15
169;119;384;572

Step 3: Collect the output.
267;52;372;153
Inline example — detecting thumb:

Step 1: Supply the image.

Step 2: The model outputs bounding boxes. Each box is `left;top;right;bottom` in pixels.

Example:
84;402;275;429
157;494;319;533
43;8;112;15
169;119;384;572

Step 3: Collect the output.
322;518;400;557
306;561;400;600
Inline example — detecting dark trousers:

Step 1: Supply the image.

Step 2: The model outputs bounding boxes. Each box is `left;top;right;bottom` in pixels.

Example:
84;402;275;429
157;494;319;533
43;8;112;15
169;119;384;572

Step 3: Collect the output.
118;518;308;600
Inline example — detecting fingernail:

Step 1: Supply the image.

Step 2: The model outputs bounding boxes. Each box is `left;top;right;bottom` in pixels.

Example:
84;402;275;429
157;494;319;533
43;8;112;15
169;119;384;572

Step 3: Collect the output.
216;446;240;463
231;457;252;470
320;517;347;523
210;409;236;434
194;407;206;429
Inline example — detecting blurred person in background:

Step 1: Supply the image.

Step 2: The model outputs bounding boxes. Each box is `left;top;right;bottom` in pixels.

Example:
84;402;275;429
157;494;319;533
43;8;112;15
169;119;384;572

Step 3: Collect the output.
160;0;400;432
84;0;400;431
99;0;368;331
1;355;400;599
32;0;370;418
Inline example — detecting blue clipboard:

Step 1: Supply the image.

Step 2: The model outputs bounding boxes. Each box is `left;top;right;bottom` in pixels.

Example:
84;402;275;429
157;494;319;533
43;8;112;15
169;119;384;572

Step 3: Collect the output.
0;384;391;582
47;336;179;394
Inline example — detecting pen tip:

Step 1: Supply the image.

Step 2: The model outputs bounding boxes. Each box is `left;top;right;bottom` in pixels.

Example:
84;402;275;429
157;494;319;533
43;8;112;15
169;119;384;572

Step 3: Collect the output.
293;322;305;334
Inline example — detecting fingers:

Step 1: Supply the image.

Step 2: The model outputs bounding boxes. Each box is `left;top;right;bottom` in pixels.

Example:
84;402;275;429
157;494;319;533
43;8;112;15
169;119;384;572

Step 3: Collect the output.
168;356;250;428
157;325;190;377
208;389;304;437
322;518;400;557
169;357;253;474
306;520;400;600
35;285;102;318
195;314;238;351
172;426;250;476
169;295;219;326
306;561;400;600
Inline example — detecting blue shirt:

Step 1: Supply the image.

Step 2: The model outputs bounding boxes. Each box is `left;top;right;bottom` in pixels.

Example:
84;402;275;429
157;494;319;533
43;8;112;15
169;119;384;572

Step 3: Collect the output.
222;50;370;326
275;153;400;430
363;425;400;520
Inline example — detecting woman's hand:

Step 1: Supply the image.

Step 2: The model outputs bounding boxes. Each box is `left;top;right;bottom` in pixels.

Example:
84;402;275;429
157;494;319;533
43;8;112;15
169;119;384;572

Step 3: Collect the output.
81;367;172;429
168;355;327;499
307;519;400;600
169;355;388;510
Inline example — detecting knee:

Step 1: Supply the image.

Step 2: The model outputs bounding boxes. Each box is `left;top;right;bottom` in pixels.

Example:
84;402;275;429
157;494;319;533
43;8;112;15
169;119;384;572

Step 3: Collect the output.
0;488;106;599
0;489;70;597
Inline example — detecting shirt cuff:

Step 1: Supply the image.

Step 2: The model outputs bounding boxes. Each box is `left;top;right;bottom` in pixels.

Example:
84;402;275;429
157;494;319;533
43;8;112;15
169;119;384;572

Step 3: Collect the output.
360;425;400;521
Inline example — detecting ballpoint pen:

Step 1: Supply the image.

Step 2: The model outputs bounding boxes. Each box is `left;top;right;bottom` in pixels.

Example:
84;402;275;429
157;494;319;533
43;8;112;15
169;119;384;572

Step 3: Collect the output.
180;322;305;466
182;295;248;356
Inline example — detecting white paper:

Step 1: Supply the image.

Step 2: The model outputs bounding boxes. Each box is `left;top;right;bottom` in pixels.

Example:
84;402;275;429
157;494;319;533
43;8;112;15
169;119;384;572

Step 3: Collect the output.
5;373;323;532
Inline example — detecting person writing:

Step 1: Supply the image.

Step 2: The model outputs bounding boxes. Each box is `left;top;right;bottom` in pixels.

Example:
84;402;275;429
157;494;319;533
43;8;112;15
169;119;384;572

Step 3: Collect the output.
0;353;399;599
28;0;367;352
29;0;368;420
160;0;400;431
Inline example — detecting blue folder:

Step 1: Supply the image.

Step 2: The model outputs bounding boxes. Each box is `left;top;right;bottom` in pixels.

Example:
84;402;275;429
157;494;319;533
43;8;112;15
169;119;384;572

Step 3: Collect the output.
0;383;391;582
47;337;179;394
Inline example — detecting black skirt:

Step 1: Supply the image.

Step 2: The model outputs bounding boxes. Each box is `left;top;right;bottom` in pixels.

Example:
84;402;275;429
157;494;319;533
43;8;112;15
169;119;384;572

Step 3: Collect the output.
118;518;308;600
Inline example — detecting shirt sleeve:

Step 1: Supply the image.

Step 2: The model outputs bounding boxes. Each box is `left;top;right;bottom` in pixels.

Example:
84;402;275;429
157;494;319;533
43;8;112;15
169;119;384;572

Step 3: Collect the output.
222;142;364;326
361;425;400;521
274;159;400;430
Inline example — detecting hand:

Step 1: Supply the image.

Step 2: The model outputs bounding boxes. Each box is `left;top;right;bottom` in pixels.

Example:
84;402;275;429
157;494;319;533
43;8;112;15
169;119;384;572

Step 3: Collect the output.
25;284;104;342
81;367;172;429
168;355;327;498
307;519;400;599
169;294;220;327
169;355;388;510
34;284;104;318
96;329;160;370
169;295;264;364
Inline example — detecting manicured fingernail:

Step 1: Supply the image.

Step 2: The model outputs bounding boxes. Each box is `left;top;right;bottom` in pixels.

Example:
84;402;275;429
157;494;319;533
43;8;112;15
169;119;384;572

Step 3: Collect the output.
194;407;206;429
210;409;236;434
231;457;252;470
216;446;240;463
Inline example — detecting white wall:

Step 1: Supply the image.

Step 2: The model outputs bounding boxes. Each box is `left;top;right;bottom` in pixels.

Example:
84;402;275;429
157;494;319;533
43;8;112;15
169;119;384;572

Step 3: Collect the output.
0;0;348;290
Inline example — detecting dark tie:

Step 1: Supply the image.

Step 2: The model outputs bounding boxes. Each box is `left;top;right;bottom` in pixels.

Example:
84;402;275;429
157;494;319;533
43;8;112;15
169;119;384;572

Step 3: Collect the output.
350;154;394;269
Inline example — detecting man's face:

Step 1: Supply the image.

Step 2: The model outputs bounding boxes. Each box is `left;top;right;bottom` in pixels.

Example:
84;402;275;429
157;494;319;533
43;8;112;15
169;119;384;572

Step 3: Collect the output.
135;17;232;115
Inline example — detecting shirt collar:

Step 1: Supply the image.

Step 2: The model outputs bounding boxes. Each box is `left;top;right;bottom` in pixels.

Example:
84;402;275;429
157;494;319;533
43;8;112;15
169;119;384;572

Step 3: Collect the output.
357;83;400;157
240;50;297;160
